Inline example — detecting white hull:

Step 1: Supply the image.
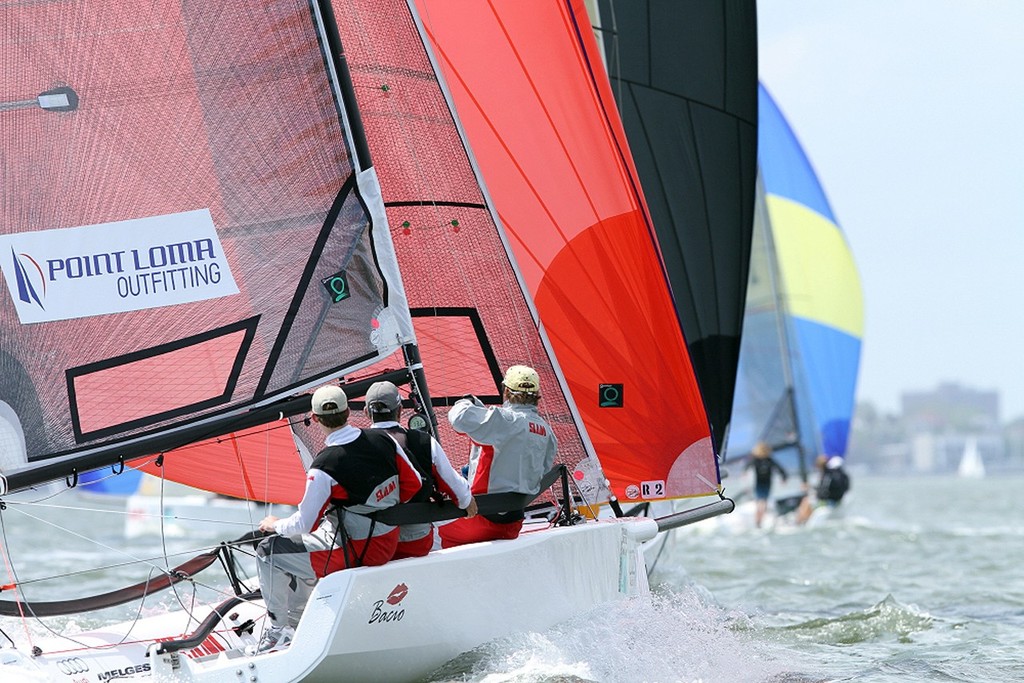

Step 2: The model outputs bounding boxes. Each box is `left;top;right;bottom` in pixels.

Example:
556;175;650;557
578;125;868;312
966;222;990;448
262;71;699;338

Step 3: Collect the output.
957;439;985;479
5;518;657;683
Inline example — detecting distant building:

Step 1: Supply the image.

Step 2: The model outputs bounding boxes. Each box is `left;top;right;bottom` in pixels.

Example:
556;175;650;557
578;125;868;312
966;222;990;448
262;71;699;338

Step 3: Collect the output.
901;382;999;432
850;383;1012;474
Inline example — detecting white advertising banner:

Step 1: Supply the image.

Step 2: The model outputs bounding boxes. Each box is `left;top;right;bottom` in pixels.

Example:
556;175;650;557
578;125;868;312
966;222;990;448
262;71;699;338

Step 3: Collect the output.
0;210;240;324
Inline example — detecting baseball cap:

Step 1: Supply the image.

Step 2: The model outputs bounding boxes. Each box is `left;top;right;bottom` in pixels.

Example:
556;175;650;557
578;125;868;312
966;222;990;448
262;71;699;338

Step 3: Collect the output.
311;385;348;415
365;381;402;413
502;365;540;394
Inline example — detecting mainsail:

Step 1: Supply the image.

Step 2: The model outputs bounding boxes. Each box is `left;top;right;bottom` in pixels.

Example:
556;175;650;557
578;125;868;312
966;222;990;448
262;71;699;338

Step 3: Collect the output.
0;1;416;494
586;0;759;455
728;172;820;479
729;84;863;471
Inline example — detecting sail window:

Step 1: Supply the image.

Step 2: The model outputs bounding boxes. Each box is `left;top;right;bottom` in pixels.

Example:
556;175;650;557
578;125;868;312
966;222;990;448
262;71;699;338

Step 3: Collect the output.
67;318;258;441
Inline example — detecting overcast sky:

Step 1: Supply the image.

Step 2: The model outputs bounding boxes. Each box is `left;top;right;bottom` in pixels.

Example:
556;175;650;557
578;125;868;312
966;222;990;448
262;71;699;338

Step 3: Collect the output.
757;2;1024;422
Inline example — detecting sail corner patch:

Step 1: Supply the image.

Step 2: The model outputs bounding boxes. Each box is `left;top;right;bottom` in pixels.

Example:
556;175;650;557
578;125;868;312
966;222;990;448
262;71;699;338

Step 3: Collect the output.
0;209;239;324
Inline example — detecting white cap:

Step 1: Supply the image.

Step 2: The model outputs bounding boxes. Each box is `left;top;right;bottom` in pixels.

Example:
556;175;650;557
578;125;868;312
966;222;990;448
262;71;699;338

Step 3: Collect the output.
826;456;844;470
311;385;348;415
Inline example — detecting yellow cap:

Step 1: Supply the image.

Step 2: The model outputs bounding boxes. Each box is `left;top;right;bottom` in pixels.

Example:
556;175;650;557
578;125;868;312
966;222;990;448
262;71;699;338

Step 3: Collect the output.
502;365;540;394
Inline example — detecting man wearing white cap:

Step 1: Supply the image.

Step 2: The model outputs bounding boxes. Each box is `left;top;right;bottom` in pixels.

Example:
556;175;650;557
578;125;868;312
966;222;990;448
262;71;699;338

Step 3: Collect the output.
252;383;422;653
438;364;557;548
364;380;477;558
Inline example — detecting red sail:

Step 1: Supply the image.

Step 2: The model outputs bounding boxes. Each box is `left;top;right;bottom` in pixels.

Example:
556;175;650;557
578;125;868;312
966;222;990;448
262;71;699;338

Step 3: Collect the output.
414;0;718;500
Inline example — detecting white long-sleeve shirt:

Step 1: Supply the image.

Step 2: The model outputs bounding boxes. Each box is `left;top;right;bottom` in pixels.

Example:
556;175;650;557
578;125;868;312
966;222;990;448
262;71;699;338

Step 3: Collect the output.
448;398;557;496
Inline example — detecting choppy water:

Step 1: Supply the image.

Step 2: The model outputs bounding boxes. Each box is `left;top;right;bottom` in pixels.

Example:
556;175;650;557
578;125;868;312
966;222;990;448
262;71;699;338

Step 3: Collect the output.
1;475;1021;682
423;475;1024;682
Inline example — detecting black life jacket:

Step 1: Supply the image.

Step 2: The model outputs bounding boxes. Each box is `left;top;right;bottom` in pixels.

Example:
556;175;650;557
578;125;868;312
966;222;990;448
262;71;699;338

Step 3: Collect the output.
384;426;440;504
310;430;400;511
818;468;850;502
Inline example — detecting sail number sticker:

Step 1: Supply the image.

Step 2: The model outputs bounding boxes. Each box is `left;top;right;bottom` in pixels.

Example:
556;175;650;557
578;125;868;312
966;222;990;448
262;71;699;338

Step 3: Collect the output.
624;480;665;499
641;480;665;498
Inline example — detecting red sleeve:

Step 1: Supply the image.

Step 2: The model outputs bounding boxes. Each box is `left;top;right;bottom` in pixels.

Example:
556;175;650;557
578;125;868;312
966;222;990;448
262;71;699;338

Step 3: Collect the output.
396;451;423;503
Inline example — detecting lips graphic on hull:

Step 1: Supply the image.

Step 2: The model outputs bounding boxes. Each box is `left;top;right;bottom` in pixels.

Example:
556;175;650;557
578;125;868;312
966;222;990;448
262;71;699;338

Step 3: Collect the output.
387;583;408;605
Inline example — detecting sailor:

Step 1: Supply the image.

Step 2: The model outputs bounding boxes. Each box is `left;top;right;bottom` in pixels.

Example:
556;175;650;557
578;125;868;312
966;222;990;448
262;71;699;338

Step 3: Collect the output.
252;384;422;653
364;380;477;558
438;365;557;548
815;455;850;505
744;441;788;529
796;455;851;525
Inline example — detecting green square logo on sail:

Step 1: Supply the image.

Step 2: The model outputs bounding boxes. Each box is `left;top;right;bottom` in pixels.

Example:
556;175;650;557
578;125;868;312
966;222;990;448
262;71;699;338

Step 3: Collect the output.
322;270;350;303
599;384;623;408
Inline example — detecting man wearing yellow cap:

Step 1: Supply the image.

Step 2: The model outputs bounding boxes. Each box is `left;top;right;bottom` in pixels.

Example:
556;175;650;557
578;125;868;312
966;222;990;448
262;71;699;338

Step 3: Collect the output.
438;365;557;548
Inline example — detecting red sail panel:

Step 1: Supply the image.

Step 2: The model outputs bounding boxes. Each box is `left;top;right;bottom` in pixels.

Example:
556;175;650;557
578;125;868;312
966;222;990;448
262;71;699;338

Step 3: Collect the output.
0;0;409;481
136;422;306;505
415;0;718;500
72;331;249;436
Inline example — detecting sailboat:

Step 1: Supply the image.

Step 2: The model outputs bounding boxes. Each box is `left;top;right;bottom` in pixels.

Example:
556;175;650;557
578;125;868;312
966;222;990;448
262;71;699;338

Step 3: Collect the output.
0;1;730;681
725;83;864;526
957;438;986;479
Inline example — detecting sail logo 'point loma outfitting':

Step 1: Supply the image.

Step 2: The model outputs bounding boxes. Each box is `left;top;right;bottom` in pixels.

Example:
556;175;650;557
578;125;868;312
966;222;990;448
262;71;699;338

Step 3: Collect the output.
0;209;239;324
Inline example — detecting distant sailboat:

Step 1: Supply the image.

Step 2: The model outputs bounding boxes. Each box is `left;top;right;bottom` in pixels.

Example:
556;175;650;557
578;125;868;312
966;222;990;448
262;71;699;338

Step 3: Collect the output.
957;438;986;479
726;84;864;524
752;84;864;464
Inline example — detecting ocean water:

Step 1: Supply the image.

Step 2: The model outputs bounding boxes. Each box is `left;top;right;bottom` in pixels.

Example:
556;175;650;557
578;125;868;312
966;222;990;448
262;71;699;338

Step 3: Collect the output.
423;475;1024;682
1;475;1021;682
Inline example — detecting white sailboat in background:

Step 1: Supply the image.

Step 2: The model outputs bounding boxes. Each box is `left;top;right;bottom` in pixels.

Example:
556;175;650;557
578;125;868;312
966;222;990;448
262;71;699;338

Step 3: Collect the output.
957;438;986;479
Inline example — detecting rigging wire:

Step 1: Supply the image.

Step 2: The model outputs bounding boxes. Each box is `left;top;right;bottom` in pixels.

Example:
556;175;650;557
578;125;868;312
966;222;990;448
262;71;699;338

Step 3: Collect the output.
0;498;262;654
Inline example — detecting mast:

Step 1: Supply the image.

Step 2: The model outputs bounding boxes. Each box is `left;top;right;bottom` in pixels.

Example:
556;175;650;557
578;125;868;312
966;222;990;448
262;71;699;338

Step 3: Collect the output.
314;0;439;436
755;172;816;483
